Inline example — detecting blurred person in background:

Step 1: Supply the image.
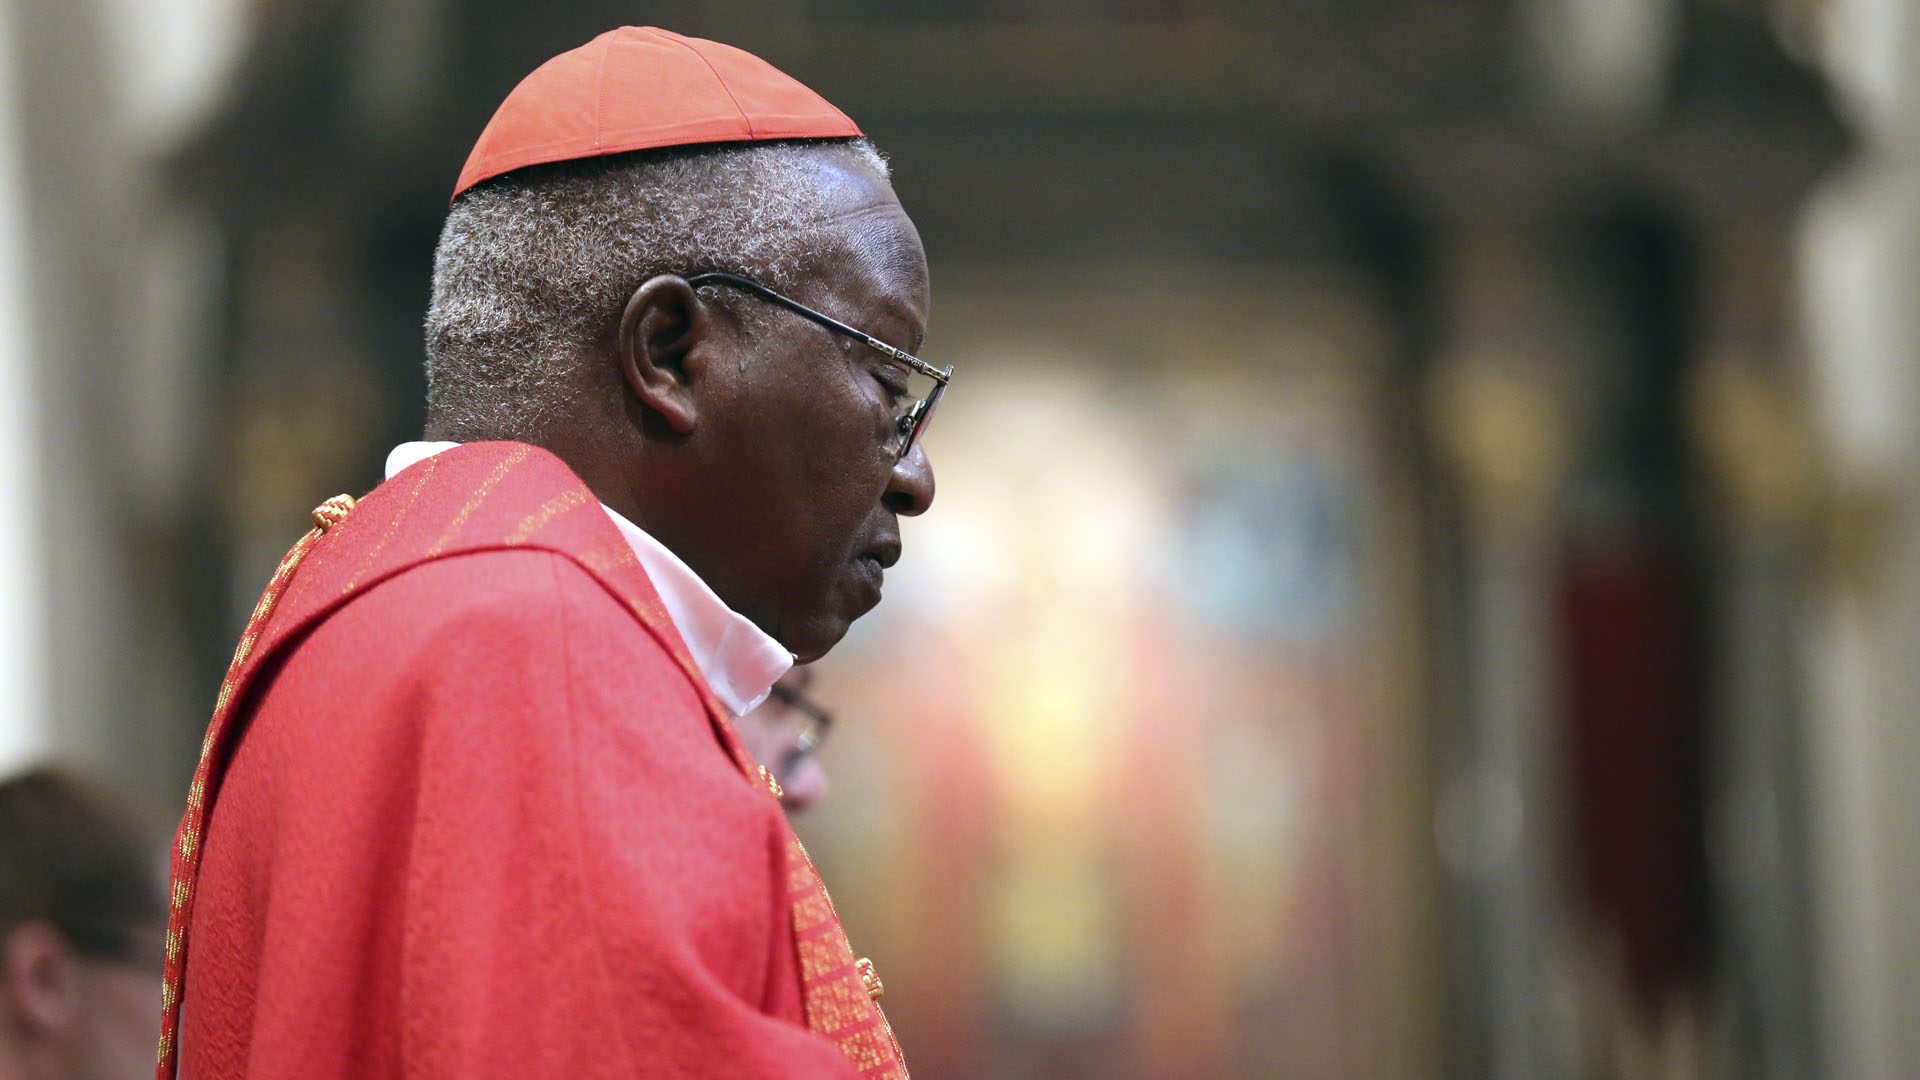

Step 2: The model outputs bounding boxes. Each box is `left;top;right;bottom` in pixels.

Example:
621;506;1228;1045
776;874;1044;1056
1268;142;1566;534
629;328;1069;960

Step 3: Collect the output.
0;768;165;1080
160;26;939;1080
736;665;835;815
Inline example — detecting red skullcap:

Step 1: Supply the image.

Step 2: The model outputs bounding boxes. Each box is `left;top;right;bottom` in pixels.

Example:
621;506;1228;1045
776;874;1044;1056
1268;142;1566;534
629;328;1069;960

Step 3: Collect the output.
452;26;862;202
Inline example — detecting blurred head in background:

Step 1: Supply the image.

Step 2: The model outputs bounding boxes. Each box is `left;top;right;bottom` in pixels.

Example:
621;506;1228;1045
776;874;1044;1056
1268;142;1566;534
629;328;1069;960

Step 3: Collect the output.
737;665;834;814
0;768;166;1080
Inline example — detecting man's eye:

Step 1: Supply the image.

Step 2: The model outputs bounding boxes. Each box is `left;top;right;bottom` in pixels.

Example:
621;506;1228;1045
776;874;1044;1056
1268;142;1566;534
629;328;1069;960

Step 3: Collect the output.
874;366;912;402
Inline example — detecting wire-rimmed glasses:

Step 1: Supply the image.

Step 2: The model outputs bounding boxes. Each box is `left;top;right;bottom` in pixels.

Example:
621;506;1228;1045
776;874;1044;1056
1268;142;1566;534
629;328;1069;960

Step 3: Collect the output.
766;679;834;765
686;271;950;461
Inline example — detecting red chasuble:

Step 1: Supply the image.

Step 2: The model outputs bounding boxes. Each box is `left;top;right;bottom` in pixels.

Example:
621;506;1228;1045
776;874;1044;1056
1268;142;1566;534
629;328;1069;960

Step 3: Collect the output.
161;442;906;1079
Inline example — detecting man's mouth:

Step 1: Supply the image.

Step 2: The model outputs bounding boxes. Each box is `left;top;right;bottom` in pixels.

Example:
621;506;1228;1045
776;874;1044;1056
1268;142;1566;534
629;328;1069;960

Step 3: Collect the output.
860;542;901;571
852;542;899;600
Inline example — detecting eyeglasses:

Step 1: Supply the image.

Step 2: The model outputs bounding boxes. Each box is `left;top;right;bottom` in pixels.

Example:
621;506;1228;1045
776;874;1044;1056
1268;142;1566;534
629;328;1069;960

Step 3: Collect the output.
47;918;167;974
766;679;834;763
686;271;951;461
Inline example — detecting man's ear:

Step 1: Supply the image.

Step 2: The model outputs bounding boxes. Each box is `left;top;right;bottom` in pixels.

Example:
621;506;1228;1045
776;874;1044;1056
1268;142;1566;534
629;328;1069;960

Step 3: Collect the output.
0;921;76;1037
617;275;713;436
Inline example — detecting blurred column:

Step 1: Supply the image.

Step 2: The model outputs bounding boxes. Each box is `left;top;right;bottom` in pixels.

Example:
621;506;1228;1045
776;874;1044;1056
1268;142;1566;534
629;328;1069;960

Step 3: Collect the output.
1690;224;1818;1080
1429;227;1576;1080
0;0;141;786
0;0;245;797
1800;0;1920;1075
0;0;51;772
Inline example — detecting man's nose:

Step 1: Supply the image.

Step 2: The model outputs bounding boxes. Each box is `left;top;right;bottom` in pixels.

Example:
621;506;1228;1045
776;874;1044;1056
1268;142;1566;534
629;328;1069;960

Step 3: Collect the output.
882;443;935;516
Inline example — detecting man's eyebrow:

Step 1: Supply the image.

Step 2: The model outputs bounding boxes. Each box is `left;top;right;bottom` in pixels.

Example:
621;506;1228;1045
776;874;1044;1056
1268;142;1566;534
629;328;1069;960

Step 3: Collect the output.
877;295;928;351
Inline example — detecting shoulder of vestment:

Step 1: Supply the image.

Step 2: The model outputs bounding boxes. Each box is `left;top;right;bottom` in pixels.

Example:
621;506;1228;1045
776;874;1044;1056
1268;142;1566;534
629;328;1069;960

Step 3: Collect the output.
224;441;751;776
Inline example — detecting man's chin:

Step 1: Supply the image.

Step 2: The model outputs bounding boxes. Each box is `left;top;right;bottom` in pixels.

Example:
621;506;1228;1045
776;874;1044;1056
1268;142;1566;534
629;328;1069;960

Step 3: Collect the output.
775;607;852;664
780;602;875;664
784;623;847;665
774;569;888;661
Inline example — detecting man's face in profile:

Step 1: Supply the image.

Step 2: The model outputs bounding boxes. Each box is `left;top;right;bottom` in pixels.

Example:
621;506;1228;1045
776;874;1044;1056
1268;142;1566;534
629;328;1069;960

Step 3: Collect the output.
647;150;935;664
737;666;832;814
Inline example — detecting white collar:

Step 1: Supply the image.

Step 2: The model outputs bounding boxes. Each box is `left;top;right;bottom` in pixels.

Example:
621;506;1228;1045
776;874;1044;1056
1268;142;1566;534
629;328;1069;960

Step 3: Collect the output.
384;442;792;715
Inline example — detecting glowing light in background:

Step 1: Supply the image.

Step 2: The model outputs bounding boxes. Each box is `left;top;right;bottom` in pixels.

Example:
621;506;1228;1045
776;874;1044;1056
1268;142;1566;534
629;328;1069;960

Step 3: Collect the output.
810;337;1403;1078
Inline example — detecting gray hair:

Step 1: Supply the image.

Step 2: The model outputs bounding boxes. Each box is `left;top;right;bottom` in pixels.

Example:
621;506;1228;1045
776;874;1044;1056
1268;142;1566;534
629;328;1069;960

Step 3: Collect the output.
423;138;890;441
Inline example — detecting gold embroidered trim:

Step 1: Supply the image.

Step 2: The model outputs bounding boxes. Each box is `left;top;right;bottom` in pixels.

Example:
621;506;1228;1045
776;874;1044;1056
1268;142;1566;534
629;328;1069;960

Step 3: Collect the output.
506;487;594;544
427;445;528;555
856;957;884;1001
345;456;438;594
157;494;356;1074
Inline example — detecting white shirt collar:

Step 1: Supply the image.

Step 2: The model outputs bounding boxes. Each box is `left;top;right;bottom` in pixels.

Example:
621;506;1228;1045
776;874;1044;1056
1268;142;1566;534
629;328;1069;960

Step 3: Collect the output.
384;442;792;715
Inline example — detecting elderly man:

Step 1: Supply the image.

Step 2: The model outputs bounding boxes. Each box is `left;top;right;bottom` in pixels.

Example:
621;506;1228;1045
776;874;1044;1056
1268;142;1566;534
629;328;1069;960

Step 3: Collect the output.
160;28;941;1080
0;768;166;1080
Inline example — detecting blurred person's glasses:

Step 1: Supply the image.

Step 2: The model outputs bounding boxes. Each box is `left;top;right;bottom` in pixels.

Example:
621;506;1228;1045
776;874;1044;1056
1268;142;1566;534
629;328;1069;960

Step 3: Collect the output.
767;680;834;764
51;918;167;974
686;271;950;461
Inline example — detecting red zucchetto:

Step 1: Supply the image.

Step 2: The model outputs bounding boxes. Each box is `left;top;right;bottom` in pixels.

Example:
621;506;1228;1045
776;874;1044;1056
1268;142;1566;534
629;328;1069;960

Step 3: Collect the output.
452;26;862;201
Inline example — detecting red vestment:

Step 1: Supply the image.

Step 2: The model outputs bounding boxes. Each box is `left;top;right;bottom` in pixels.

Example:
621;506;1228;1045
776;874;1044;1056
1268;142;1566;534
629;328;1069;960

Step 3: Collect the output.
165;442;906;1079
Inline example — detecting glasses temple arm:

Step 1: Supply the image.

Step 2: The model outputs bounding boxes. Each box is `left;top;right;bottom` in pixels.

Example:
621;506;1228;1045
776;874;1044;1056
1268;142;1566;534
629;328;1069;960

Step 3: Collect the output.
687;272;949;382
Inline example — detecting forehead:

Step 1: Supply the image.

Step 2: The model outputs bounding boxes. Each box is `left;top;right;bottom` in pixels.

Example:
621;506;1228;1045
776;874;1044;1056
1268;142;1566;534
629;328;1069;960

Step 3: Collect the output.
805;153;930;333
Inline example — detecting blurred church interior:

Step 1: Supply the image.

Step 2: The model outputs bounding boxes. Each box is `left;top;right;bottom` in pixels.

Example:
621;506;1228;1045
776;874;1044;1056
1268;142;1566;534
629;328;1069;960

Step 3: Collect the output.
1;0;1917;1076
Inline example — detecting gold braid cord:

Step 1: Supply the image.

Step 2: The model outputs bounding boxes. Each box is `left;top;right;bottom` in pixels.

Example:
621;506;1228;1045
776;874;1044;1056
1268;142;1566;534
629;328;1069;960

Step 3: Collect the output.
155;494;355;1078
